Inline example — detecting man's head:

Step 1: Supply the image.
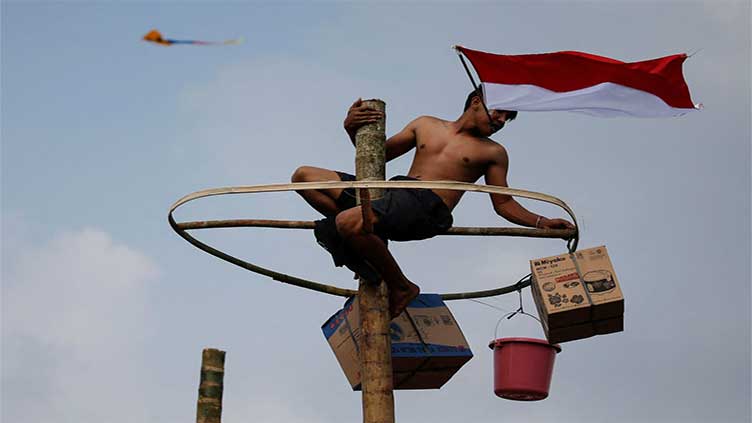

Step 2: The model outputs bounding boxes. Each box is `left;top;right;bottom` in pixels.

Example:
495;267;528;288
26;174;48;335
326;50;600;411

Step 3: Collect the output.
464;87;517;135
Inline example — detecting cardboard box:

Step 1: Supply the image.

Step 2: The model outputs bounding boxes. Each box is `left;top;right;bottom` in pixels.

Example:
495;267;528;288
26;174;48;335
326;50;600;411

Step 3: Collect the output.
593;315;624;336
541;310;624;344
322;294;472;390
530;253;593;329
576;247;624;320
530;245;624;343
543;319;594;344
541;315;624;344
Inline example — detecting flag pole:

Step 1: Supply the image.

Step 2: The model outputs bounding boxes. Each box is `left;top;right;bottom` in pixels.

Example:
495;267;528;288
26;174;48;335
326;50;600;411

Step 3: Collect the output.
454;46;494;122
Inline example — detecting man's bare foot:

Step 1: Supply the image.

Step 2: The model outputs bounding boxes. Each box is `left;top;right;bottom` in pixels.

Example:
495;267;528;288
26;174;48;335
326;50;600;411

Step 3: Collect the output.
389;280;420;319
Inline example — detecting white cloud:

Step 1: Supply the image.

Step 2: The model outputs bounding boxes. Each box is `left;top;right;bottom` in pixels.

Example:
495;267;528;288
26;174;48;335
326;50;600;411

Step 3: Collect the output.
2;227;159;423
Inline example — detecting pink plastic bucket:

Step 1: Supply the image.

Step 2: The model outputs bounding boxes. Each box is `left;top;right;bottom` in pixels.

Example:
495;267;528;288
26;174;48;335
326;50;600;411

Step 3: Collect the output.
488;337;561;401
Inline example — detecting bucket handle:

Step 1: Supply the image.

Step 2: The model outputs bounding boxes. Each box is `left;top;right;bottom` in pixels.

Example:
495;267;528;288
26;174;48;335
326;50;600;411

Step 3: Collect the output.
493;281;543;340
493;309;542;340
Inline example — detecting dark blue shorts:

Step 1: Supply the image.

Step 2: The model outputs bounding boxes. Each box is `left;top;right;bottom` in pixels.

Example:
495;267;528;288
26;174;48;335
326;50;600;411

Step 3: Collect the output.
335;172;453;241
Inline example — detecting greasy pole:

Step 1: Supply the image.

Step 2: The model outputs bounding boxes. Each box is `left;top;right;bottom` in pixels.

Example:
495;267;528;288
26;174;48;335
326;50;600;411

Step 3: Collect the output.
355;99;394;423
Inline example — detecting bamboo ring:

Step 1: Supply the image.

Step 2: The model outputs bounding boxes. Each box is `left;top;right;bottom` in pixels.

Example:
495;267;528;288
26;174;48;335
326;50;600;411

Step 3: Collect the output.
169;180;578;300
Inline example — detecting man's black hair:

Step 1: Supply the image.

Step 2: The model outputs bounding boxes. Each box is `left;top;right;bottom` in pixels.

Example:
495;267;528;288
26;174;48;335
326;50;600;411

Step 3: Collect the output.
464;87;518;121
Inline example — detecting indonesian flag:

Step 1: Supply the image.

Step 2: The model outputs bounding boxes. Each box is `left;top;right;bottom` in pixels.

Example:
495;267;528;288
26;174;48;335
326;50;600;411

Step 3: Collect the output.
456;46;700;118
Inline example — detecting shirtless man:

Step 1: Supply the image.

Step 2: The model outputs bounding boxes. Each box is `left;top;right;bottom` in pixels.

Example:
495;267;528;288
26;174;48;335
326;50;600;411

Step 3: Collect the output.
292;88;575;318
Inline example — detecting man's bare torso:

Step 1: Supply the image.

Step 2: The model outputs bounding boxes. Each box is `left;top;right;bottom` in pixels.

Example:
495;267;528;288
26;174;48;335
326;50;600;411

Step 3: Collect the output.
402;116;504;210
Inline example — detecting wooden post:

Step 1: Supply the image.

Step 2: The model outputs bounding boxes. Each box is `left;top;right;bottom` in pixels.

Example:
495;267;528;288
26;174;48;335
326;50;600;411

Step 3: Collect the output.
196;348;226;423
355;99;395;423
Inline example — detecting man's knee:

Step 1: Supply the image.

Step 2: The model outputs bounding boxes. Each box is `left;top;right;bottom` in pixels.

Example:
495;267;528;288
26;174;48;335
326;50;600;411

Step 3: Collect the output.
291;165;313;183
335;208;362;239
292;165;341;184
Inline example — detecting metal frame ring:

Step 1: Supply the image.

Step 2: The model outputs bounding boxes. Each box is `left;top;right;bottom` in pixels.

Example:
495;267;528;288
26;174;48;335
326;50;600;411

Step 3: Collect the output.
169;180;578;300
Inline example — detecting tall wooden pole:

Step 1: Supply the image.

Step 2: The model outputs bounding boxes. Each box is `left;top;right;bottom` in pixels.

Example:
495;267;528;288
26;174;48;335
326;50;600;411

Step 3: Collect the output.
355;99;394;423
196;348;226;423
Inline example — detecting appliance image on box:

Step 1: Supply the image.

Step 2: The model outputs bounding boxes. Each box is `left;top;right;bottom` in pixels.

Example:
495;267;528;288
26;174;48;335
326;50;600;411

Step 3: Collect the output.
583;270;616;293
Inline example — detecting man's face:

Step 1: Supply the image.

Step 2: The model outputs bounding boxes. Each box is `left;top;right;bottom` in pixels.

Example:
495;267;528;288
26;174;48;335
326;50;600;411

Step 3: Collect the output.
487;109;512;134
470;96;512;136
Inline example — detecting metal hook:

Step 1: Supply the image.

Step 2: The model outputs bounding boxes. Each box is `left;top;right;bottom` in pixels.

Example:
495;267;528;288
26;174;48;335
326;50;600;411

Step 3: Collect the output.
505;274;532;320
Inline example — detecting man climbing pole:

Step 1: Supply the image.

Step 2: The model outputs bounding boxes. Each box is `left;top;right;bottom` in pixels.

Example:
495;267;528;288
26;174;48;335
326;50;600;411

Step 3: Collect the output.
292;88;575;318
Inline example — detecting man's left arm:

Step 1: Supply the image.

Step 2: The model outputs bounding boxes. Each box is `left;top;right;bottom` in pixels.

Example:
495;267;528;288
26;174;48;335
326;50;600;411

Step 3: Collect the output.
485;145;575;230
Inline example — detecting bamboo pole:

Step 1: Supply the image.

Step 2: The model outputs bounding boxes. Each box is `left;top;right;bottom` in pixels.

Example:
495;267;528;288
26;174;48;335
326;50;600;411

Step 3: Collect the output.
196;348;226;423
175;218;576;239
355;99;395;423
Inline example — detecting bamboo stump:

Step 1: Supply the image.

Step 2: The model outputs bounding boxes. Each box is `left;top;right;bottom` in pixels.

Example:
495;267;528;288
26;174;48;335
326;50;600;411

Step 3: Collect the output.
355;99;395;423
196;348;226;423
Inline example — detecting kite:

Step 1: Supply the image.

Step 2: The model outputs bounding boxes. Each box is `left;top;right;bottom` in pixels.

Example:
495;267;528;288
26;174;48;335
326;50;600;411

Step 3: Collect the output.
142;29;243;46
454;45;701;118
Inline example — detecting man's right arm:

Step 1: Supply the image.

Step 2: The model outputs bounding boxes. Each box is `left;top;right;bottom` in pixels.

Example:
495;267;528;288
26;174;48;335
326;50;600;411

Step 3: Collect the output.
343;98;419;162
344;98;384;145
385;118;420;162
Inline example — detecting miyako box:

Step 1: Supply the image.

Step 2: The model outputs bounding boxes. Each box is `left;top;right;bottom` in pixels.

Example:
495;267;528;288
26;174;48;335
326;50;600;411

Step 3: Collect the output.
539;314;624;344
322;294;473;390
542;319;594;344
531;275;595;344
531;245;624;343
530;253;591;329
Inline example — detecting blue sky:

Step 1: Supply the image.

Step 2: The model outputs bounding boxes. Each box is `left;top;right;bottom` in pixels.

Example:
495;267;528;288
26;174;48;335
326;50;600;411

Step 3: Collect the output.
2;2;750;423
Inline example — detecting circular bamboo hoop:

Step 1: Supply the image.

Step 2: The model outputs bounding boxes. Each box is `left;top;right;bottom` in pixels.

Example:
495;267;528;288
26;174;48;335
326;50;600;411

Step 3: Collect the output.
168;180;579;300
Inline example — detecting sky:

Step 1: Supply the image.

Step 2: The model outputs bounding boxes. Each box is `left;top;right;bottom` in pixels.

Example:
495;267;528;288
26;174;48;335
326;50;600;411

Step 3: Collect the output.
1;1;750;423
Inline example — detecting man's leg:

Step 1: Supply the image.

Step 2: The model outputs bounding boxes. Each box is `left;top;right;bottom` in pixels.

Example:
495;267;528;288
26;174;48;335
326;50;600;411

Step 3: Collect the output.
294;166;379;279
335;207;420;318
291;166;350;216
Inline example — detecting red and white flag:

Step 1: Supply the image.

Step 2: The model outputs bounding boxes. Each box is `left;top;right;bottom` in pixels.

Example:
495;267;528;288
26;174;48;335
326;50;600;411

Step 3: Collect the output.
456;46;700;117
